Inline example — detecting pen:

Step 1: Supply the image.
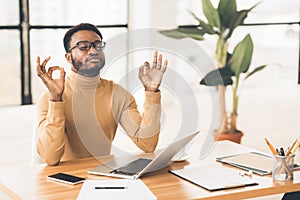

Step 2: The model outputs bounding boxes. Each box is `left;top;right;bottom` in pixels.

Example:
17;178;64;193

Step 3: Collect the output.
223;183;258;189
223;184;247;189
264;138;278;155
94;186;127;189
279;147;285;156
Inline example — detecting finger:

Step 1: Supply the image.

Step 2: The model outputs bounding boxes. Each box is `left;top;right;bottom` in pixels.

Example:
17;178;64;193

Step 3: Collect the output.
46;66;60;80
41;56;51;73
60;68;66;80
138;62;150;79
144;62;150;74
138;64;145;79
55;67;66;81
47;66;60;74
157;54;162;69
151;51;158;68
160;60;168;72
36;56;42;76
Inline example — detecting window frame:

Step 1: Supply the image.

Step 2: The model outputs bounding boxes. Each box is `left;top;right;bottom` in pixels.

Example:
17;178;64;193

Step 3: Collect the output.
179;21;300;84
0;0;128;105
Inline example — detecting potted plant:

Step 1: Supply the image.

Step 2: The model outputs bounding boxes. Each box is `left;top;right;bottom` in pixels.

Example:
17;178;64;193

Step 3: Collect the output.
160;0;267;143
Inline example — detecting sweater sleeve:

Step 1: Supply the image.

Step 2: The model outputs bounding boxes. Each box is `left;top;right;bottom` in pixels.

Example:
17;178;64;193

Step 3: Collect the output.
113;85;161;153
36;92;66;165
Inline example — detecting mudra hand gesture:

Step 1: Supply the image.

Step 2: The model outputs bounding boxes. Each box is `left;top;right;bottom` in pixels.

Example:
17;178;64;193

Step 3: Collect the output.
139;51;168;92
36;56;66;102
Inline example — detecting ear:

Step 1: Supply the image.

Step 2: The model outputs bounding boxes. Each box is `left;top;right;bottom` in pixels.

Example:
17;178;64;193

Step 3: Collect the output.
65;53;72;64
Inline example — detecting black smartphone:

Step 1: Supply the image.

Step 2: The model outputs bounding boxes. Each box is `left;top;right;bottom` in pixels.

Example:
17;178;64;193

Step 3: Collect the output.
47;173;85;185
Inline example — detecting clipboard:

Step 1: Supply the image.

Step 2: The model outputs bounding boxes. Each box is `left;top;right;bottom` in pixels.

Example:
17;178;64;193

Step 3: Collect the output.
216;152;300;175
169;164;258;191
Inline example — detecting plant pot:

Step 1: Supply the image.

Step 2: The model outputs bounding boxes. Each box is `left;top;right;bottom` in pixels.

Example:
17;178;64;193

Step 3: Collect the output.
213;130;244;144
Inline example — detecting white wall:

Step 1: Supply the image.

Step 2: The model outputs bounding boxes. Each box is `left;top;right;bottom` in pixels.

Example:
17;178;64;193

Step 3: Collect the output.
129;0;177;29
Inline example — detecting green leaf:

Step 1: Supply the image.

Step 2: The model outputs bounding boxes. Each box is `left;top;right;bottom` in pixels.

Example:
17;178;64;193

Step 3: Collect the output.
226;3;259;39
230;34;253;76
202;0;221;28
224;10;247;40
217;0;237;29
200;66;234;86
244;64;267;79
159;28;205;40
189;11;216;35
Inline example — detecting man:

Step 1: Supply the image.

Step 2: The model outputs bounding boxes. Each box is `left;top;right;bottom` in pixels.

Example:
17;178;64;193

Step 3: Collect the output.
36;23;168;166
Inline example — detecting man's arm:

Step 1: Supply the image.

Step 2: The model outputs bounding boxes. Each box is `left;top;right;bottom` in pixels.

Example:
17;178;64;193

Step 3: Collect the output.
117;51;167;152
36;93;66;165
113;86;161;152
36;56;66;165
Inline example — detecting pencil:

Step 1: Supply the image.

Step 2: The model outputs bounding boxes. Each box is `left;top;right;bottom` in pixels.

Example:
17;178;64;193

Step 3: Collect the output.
264;138;278;155
286;139;298;156
290;140;299;155
277;140;299;175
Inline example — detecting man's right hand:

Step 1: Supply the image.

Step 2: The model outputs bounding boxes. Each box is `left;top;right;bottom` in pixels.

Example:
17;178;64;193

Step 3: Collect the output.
36;56;66;102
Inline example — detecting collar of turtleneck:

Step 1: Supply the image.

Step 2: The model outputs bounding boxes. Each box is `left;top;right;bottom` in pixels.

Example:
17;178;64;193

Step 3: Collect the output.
68;70;101;89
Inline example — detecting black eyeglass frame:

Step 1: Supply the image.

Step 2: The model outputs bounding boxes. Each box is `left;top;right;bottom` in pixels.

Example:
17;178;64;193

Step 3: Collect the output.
68;40;106;52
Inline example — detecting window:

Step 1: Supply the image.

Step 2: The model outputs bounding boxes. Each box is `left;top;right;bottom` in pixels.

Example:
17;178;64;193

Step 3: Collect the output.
0;0;128;106
177;0;300;86
0;0;19;25
0;0;20;105
0;31;21;105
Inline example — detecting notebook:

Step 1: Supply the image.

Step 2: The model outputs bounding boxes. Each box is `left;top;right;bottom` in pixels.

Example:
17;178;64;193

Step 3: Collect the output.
170;164;258;191
216;152;300;175
88;131;199;179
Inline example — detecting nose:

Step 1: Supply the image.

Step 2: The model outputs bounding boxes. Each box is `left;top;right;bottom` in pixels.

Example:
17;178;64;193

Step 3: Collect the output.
88;45;98;54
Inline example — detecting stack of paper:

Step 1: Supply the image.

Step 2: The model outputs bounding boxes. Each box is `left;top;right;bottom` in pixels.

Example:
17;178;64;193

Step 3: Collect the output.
77;179;157;200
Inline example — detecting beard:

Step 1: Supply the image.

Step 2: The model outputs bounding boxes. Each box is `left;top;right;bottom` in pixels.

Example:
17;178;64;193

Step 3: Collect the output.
71;54;105;77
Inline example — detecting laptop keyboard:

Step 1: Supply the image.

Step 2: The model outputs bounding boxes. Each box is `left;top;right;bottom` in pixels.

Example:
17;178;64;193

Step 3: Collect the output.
110;158;152;176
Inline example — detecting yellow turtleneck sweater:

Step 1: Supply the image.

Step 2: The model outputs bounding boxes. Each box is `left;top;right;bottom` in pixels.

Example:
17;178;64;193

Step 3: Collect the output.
36;71;161;165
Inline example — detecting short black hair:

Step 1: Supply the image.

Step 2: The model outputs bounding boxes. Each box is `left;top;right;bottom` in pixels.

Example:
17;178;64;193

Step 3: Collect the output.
63;23;103;52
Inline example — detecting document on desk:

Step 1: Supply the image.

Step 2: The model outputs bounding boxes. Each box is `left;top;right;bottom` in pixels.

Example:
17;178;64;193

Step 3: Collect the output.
216;152;274;175
77;179;157;200
217;152;300;175
170;164;258;191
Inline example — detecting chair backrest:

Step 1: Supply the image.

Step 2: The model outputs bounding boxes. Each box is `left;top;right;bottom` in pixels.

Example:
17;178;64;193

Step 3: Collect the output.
31;125;44;164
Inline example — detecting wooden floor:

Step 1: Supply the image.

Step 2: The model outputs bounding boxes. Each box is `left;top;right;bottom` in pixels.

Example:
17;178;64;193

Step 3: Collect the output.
1;85;299;199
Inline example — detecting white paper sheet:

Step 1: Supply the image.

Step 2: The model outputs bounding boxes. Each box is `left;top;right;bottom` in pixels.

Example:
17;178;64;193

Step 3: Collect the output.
77;179;157;200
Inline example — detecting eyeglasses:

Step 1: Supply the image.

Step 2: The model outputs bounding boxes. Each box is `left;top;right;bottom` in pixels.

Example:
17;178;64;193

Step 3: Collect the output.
68;40;106;52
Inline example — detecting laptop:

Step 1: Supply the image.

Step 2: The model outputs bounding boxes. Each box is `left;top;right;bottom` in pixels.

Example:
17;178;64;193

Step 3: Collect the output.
88;131;199;179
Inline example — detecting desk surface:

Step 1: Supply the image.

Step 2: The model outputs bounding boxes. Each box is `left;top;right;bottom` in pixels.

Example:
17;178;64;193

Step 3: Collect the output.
1;140;300;200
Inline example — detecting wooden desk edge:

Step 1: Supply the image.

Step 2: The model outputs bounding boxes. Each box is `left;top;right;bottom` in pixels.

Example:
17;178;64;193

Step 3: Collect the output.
0;182;22;200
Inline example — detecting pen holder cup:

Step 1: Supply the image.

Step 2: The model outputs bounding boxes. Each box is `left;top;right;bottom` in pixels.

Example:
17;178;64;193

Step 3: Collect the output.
272;154;295;181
